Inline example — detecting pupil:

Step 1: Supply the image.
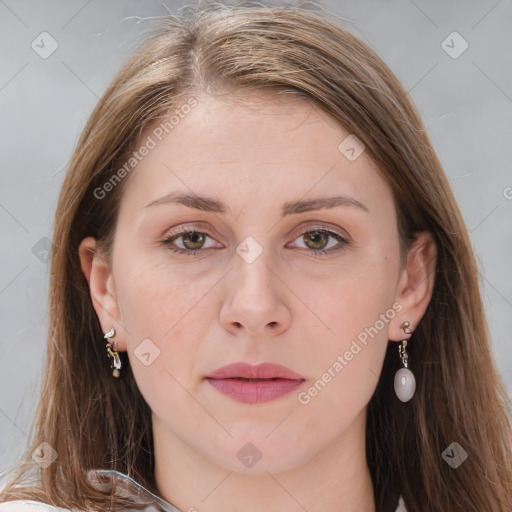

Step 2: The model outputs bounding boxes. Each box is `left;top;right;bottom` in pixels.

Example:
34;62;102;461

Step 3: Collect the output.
306;231;327;249
184;232;204;249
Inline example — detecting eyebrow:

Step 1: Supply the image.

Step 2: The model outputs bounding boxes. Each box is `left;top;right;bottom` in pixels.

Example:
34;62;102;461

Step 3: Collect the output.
145;192;369;216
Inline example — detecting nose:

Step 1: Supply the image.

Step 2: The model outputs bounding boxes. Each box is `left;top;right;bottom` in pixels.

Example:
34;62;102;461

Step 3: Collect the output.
219;250;292;338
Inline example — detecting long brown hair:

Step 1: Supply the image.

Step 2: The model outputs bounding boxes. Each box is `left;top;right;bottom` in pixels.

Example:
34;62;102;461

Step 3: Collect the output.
1;2;511;510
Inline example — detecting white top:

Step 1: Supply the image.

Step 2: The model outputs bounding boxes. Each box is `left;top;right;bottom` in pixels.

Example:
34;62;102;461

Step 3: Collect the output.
0;469;408;511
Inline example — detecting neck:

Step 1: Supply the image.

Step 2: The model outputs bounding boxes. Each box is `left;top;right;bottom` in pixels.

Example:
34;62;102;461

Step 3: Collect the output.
153;409;376;512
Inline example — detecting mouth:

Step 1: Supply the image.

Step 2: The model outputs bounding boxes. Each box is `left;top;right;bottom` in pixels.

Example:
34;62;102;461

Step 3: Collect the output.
205;362;306;404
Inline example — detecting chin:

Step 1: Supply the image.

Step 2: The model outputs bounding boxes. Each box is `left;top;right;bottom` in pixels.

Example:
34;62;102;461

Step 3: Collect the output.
206;432;315;475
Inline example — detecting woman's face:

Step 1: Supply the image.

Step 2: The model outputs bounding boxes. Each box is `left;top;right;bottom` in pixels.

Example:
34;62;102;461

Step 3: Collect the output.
86;92;415;474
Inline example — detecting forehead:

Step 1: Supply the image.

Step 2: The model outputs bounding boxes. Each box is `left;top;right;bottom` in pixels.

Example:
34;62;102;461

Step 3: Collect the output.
118;91;391;217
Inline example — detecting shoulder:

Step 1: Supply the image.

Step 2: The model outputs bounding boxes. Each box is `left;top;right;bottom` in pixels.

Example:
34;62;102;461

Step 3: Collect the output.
0;501;74;511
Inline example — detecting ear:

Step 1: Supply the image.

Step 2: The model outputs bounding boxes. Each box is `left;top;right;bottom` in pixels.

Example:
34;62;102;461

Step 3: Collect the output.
78;237;126;351
389;231;437;341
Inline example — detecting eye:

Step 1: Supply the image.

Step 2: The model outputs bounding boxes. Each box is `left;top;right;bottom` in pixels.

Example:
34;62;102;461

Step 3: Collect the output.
163;229;220;254
288;228;349;255
162;226;350;256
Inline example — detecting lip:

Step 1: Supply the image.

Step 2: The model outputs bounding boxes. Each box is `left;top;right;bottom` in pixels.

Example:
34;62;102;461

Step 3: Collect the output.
205;362;305;404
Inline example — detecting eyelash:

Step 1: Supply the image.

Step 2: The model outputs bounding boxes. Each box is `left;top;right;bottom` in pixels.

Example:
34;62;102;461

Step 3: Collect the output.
162;226;350;257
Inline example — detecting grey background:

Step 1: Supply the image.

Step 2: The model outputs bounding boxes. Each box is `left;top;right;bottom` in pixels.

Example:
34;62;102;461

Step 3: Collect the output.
1;0;511;476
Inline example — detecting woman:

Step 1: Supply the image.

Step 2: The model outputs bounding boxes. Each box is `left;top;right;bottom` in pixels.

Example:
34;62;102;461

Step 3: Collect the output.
1;2;511;511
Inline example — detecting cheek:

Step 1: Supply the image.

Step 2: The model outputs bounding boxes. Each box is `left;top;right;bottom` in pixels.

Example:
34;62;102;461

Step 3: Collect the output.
294;282;396;440
115;254;213;338
305;252;397;345
113;257;209;371
297;247;399;402
115;264;214;423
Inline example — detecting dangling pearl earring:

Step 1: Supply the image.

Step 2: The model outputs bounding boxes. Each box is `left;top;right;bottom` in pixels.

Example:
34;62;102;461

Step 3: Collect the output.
394;321;416;402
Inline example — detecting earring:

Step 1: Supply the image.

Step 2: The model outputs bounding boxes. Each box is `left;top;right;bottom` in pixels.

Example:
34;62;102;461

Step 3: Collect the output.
394;321;416;402
104;327;121;378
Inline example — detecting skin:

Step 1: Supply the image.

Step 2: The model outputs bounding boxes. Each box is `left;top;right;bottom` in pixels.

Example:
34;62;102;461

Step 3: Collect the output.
79;91;436;512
